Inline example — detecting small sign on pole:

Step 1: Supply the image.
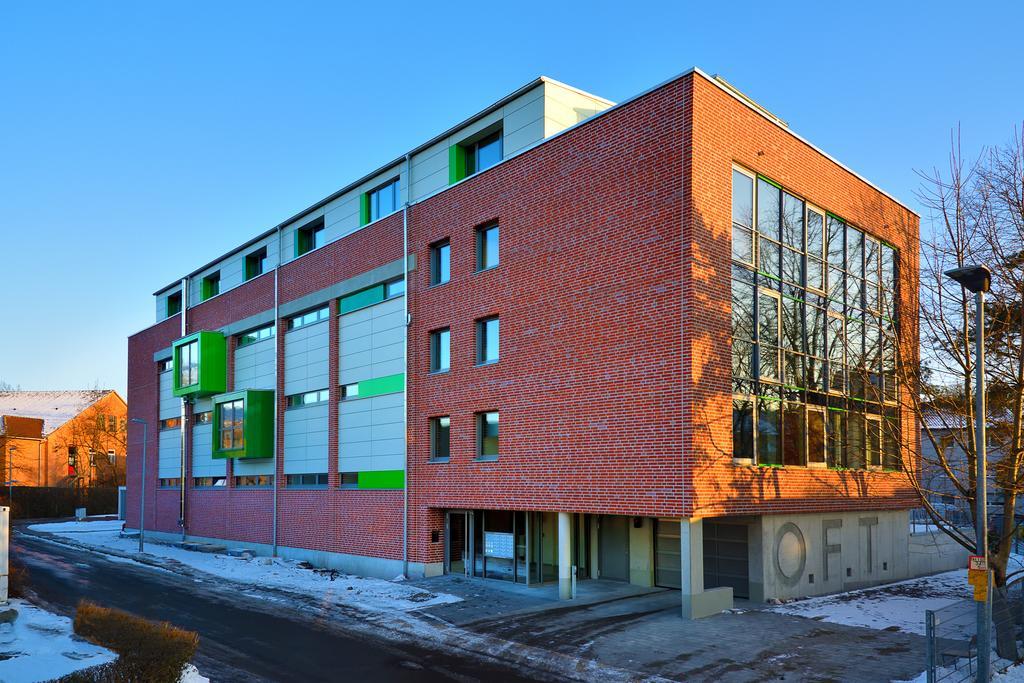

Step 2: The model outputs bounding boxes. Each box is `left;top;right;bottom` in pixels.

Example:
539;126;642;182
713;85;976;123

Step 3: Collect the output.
968;556;990;602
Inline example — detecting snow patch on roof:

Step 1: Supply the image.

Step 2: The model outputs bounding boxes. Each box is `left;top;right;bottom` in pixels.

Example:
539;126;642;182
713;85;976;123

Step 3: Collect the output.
0;390;113;435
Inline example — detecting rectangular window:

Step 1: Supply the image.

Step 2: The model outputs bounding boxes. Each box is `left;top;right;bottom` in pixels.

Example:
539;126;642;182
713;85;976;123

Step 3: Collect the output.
107;415;117;432
296;218;325;257
385;278;405;298
159;417;180;430
757;397;781;465
340;472;358;488
732;169;754;264
367;178;400;223
108;450;117;465
431;240;450;285
340;383;359;400
476;317;499;365
430;416;450;461
157;358;173;373
245;247;268;280
757;290;780;381
194;411;212;424
218;399;244;451
807;407;826;465
286;389;329;408
234;475;273;487
159;478;181;488
476;223;499;271
732;397;755;461
476;411;499;459
866;415;882;468
430;328;450;372
288;306;329;330
201;272;220;301
286;473;328;487
68;446;77;467
237;324;275;347
166;292;182;317
193;477;226;488
465;131;502;176
177;340;199;388
782;402;806;466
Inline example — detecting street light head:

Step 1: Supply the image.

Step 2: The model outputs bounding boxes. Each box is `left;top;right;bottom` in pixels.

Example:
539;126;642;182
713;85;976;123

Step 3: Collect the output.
129;417;146;425
944;265;992;293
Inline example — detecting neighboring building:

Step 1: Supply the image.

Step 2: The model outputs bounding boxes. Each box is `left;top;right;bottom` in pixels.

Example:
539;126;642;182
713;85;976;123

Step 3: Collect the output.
0;390;128;488
126;69;920;617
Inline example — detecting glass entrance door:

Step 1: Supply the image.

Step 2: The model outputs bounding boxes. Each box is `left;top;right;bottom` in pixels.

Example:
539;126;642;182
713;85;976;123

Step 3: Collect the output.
446;511;468;575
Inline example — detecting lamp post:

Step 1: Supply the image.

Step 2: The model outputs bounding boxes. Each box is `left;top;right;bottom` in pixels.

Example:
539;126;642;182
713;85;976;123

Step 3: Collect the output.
945;264;992;682
6;445;15;513
129;418;148;554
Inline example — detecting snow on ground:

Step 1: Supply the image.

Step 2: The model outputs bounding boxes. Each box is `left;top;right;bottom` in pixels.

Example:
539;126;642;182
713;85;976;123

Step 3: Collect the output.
28;520;460;613
0;598;115;682
772;570;969;635
180;663;210;683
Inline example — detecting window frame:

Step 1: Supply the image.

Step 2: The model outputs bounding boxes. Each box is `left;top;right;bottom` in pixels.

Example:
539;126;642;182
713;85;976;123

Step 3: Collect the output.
475;223;500;272
218;398;245;452
476;316;500;365
295;218;326;257
465;130;502;177
201;272;221;301
430;416;451;462
367;177;400;223
475;411;499;460
287;306;330;331
245;247;268;281
166;292;182;317
430;239;451;286
429;328;451;373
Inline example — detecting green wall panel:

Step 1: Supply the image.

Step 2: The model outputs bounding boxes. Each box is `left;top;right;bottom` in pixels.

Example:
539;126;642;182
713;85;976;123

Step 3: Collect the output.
339;284;385;314
448;145;467;184
359;192;371;226
357;469;404;490
357;373;404;398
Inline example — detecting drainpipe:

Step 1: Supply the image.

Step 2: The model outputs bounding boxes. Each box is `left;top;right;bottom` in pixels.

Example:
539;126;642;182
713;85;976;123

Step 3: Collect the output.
179;277;188;542
402;152;411;578
272;225;281;557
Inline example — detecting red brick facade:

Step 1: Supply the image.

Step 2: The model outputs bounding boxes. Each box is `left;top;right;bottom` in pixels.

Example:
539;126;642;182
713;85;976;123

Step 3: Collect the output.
126;70;919;571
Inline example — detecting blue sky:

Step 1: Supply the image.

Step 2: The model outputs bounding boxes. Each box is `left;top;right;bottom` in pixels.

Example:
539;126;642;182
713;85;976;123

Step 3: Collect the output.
1;1;1021;397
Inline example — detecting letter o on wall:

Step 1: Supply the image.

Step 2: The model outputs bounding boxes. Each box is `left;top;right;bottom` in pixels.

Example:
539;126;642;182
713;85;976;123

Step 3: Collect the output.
774;522;807;588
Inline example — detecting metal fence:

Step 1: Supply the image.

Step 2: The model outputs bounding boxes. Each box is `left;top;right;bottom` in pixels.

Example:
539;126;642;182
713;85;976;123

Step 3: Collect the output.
925;580;1024;682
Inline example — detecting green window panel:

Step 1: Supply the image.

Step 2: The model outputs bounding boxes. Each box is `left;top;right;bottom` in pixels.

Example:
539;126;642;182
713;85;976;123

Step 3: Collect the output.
359;192;371;227
357;373;404;398
357;470;404;490
339;284;385;314
448;145;467;184
212;389;275;460
172;331;227;397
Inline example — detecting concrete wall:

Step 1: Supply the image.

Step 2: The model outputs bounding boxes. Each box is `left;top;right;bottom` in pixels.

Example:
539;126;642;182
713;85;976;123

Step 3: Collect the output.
909;530;970;577
753;509;910;601
629;517;654;587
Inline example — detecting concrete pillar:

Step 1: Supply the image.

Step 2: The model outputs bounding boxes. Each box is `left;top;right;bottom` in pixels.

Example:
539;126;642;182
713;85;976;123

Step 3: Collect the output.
558;511;572;599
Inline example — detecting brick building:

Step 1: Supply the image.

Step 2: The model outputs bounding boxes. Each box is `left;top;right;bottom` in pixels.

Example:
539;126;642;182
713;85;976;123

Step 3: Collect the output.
0;390;127;488
126;69;920;617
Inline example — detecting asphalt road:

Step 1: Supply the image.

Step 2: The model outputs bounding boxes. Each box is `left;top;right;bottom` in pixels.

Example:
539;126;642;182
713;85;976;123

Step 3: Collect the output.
12;530;536;682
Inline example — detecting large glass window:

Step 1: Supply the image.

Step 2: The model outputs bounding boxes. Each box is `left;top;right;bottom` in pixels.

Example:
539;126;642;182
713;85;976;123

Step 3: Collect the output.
431;416;450;461
729;167;900;470
431;240;450;285
219;399;244;450
178;340;198;388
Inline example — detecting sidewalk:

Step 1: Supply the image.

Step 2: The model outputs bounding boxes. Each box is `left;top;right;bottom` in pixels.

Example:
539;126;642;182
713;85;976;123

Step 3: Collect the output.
413;575;928;682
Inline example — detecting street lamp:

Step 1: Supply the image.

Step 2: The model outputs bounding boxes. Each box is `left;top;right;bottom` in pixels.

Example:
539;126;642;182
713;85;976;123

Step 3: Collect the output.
129;418;148;554
6;445;16;513
945;264;992;682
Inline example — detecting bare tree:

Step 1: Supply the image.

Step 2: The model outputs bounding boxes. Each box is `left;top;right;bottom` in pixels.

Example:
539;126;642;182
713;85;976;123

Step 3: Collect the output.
51;407;127;488
900;127;1024;656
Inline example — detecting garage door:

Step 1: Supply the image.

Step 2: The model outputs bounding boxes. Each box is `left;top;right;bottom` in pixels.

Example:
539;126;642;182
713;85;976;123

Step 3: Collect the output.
703;522;749;599
655;519;682;589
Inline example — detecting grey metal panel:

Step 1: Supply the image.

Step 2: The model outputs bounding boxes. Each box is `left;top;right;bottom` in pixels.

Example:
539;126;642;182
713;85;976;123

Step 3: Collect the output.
339;296;404;385
193;397;212;413
158;428;181;479
233;457;274;476
283;320;329;396
191;424;225;477
234;338;276;391
277;259;405;319
158;372;178;420
283;403;329;475
338;392;404;473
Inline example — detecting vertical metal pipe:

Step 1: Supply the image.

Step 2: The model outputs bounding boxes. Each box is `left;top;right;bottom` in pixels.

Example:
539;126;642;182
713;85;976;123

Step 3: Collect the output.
179;277;188;542
272;226;281;557
975;289;990;681
402;153;411;578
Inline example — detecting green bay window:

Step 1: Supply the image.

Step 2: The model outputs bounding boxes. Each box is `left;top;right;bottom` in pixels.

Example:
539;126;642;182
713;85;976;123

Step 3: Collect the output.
212;390;274;459
172;331;226;397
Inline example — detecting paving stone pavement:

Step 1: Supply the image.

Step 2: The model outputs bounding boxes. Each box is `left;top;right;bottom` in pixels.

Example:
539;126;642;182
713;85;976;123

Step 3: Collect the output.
414;576;925;682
